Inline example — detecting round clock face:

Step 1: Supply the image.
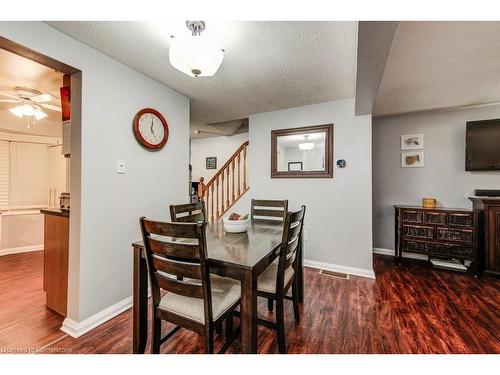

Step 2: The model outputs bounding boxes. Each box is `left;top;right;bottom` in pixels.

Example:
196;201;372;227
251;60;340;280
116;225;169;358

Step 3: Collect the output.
133;108;169;150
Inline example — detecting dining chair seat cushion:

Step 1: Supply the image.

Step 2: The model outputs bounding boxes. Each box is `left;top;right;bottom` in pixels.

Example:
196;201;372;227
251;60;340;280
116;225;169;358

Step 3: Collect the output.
257;259;294;294
158;275;240;324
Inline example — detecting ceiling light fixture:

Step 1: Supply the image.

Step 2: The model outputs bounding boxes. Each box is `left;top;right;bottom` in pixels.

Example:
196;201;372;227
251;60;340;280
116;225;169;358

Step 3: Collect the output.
298;135;315;151
298;142;314;151
9;102;47;120
169;21;224;78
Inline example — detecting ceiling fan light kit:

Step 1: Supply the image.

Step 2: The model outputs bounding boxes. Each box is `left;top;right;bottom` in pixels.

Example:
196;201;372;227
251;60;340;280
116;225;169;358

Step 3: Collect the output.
9;103;47;120
169;21;224;78
1;86;62;125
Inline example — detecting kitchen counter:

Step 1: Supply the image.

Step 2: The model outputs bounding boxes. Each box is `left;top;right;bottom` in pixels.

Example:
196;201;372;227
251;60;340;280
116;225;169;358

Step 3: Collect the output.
40;208;69;218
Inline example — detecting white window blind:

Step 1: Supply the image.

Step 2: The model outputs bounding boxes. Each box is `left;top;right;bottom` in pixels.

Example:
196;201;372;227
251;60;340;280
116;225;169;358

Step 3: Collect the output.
0;141;9;209
9;142;49;208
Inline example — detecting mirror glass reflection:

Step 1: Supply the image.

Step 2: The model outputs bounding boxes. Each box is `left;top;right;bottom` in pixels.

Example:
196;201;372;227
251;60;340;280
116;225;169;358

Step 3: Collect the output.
276;132;326;172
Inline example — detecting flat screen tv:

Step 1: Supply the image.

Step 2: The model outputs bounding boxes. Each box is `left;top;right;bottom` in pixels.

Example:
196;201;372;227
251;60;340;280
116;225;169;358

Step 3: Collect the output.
466;118;500;171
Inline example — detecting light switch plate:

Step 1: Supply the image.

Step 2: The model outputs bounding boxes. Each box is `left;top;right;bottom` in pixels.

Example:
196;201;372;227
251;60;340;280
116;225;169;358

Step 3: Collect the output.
117;160;126;174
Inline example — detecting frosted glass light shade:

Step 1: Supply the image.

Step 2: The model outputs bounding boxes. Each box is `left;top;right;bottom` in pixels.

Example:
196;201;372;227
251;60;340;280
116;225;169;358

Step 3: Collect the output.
169;35;224;77
298;142;314;151
9;103;47;120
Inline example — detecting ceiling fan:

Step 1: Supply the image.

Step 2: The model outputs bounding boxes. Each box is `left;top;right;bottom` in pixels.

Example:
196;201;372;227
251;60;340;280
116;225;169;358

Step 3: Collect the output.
0;86;62;120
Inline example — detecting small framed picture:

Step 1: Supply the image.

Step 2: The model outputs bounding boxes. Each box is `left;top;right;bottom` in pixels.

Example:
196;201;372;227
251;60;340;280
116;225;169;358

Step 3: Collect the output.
288;162;303;171
206;157;217;169
401;151;424;168
401;134;424;150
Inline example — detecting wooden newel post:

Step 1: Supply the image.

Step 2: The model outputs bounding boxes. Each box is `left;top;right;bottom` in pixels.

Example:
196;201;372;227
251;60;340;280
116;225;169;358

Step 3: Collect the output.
198;177;205;201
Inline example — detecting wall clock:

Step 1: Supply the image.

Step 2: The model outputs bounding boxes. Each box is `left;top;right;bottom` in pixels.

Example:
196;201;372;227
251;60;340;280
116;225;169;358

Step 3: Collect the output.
133;108;169;150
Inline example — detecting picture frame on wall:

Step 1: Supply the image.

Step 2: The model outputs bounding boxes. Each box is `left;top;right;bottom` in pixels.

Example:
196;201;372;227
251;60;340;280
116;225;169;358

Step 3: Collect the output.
288;161;303;171
206;157;217;169
401;151;424;168
401;134;424;150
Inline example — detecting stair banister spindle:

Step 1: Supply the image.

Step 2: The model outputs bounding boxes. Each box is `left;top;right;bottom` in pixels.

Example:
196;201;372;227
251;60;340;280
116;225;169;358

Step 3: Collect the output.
216;176;219;220
226;167;230;208
221;171;225;213
232;159;235;202
210;184;214;222
243;145;247;190
237;153;241;197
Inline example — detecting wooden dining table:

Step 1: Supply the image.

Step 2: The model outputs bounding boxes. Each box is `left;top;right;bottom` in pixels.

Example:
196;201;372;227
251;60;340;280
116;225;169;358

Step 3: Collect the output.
131;219;304;354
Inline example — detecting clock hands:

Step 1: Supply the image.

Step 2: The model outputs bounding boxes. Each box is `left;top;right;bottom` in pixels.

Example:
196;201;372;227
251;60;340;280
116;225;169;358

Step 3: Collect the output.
150;118;158;141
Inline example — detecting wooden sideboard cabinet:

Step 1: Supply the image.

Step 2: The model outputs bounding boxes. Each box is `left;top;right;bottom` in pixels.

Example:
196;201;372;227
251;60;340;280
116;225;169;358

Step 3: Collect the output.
395;205;480;275
470;197;500;277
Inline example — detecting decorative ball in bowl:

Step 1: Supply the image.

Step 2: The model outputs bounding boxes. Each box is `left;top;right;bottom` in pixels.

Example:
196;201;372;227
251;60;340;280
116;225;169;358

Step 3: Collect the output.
223;213;250;233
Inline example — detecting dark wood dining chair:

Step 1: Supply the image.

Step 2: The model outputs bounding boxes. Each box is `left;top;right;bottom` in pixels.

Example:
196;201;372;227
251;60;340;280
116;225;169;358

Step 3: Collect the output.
256;206;306;354
251;199;289;311
169;202;206;223
251;199;288;222
139;217;240;354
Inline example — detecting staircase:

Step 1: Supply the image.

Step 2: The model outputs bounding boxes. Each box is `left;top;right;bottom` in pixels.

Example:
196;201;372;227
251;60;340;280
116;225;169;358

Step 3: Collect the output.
197;141;249;222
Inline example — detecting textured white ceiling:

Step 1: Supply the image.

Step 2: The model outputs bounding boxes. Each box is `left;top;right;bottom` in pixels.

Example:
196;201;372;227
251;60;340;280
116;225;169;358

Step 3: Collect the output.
47;21;357;132
375;21;500;116
0;48;63;121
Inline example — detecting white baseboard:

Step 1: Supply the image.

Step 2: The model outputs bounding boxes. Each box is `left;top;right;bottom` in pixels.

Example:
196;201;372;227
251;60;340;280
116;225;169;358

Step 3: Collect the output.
304;259;375;279
61;296;132;338
373;247;428;261
0;244;43;256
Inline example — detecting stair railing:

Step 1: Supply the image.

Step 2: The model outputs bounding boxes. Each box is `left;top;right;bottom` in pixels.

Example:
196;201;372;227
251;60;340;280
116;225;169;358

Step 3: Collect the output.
197;141;249;222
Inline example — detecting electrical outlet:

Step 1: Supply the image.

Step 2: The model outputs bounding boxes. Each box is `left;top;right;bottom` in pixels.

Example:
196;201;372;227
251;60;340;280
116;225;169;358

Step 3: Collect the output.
303;230;308;241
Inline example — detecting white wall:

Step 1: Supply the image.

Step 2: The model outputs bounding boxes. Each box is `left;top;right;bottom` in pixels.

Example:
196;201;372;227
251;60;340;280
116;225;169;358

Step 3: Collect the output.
0;22;190;324
373;104;500;251
0;211;44;254
190;133;248;182
243;99;374;276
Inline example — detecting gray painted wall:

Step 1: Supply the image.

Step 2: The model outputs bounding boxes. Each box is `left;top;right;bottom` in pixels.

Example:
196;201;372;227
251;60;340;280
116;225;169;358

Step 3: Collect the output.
373;104;500;250
244;99;374;275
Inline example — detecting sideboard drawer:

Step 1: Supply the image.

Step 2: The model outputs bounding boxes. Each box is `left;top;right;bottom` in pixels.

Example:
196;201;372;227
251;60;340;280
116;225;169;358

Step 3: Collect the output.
402;210;423;223
424;212;447;225
436;228;473;243
402;224;434;239
427;243;474;258
402;239;428;253
448;213;473;227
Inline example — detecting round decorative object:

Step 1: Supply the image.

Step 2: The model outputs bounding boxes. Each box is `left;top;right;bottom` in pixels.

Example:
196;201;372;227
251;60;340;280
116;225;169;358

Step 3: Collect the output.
336;159;346;168
133;108;169;150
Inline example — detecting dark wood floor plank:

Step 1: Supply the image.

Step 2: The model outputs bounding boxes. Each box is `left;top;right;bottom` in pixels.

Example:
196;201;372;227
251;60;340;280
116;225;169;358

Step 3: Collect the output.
1;253;498;354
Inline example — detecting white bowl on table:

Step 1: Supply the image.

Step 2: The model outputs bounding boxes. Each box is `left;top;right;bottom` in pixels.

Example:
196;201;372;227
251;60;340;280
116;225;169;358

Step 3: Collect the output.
223;217;250;233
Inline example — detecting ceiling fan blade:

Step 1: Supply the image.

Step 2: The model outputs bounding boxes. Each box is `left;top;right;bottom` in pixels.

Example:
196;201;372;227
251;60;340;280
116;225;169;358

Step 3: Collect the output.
40;103;62;112
31;93;57;103
0;99;20;103
0;91;19;99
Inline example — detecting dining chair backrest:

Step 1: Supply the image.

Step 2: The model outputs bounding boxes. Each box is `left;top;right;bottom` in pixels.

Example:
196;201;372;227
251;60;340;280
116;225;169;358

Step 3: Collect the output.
170;202;206;223
251;199;288;222
139;217;213;323
276;206;306;293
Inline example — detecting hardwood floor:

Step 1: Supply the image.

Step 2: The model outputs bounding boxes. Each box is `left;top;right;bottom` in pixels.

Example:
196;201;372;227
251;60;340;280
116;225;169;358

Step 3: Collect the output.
0;251;65;352
1;252;499;354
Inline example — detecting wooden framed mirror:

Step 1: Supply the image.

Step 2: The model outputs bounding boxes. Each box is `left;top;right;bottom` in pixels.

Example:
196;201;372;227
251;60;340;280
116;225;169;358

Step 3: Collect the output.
271;124;334;178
